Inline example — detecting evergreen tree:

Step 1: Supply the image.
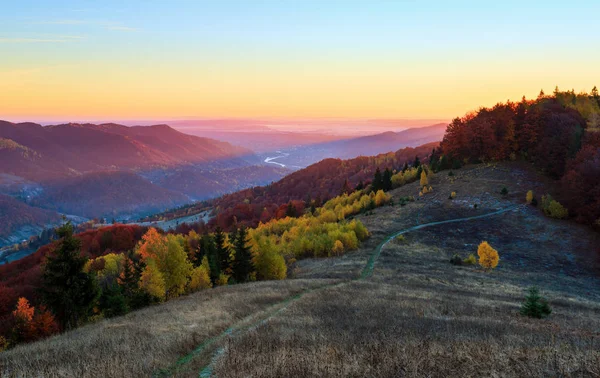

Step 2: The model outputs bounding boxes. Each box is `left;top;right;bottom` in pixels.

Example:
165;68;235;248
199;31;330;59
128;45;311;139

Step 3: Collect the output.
402;162;409;173
382;168;393;192
213;227;230;275
203;233;220;284
285;202;298;217
520;287;552;319
355;180;364;191
341;179;352;195
372;168;383;192
413;156;420;168
233;228;254;283
40;222;100;330
98;281;128;318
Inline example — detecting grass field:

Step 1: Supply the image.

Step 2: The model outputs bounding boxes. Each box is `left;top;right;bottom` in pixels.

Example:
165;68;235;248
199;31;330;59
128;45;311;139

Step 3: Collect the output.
2;163;599;377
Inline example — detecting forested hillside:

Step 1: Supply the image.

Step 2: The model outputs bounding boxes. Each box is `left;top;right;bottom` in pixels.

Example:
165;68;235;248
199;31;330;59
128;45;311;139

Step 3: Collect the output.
142;142;438;229
440;87;600;229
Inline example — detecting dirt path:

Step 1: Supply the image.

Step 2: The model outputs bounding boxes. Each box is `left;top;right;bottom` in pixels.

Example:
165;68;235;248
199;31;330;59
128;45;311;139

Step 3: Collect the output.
154;204;522;378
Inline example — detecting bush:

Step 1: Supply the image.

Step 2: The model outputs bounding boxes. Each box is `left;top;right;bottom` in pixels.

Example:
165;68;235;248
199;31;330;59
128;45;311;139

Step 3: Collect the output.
477;241;499;271
501;187;508;196
395;235;405;243
448;171;454;176
520;287;552;319
0;335;8;352
463;254;477;265
449;254;463;266
449;191;456;200
526;190;534;204
531;197;538;207
541;194;568;219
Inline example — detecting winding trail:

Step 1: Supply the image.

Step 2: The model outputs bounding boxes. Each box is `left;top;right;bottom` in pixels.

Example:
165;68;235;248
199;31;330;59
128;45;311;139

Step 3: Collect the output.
153;204;522;378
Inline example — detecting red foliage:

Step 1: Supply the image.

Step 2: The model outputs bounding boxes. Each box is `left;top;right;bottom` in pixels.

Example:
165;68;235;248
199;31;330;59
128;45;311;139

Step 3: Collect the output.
441;95;599;228
205;143;438;231
0;224;147;338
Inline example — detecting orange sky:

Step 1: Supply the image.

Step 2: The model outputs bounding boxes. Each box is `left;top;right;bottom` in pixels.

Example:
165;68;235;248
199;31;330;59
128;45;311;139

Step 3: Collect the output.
2;2;599;123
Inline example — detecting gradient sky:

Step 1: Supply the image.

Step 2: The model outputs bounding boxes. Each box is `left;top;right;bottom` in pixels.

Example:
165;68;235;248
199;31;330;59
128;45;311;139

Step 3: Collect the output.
1;1;599;122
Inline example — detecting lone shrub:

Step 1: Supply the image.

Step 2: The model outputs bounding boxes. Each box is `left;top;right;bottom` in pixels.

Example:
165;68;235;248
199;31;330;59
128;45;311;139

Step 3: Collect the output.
501;187;508;196
448;171;454;176
541;194;568;219
477;241;499;271
520;287;552;319
463;254;477;265
449;254;463;266
395;235;405;242
526;190;534;204
449;191;456;200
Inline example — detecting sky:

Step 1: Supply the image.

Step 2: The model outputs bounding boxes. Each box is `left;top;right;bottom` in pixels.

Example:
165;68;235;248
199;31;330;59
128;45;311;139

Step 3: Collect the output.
1;0;599;124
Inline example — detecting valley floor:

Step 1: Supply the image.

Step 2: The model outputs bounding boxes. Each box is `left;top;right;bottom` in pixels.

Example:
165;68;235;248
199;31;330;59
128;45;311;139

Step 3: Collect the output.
1;163;599;377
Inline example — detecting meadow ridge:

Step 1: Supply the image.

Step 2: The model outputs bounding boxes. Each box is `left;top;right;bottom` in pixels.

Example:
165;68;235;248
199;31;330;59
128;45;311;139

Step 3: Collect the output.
2;163;598;377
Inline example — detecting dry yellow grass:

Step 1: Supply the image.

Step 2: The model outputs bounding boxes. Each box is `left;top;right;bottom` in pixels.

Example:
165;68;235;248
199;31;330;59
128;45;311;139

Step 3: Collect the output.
2;163;599;377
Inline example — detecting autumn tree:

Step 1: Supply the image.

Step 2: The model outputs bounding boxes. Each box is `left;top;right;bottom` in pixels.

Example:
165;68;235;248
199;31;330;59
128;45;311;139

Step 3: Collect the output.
420;170;428;187
331;240;344;256
41;222;100;330
188;256;212;292
233;227;254;283
526;190;534;204
139;261;166;301
12;297;34;342
254;240;286;280
477;241;499;271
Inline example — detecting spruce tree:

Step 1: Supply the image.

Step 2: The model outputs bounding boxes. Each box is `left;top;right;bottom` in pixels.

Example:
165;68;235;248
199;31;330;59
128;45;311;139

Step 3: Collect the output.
520;287;552;319
40;222;100;330
233;227;254;283
413;156;420;168
213;227;230;275
341;179;352;195
285;202;298;217
202;233;220;284
382;168;393;192
402;162;408;173
372;168;383;192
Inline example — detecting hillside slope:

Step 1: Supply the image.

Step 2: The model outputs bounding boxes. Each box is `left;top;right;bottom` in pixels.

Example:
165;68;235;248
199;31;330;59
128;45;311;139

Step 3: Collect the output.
3;163;598;377
31;171;189;219
0;194;62;246
0;121;255;180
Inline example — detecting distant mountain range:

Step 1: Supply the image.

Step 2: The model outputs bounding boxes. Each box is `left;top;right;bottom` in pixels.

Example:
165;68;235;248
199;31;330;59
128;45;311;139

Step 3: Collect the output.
0;120;448;248
0;121;255;180
0;121;287;246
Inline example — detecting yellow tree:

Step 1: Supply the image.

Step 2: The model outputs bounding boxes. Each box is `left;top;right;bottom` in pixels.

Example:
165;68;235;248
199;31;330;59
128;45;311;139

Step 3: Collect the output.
526;190;533;204
477;241;499;271
420;171;428;187
188;256;212;292
331;240;344;256
255;240;287;280
139;261;166;301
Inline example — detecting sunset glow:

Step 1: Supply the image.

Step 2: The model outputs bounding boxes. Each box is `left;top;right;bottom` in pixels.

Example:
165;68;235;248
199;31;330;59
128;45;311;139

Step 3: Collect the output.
2;1;599;122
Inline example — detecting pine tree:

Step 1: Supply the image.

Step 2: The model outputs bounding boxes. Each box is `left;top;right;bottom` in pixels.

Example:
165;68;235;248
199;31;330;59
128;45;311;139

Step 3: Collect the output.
520;287;552;318
341;179;352;195
285;202;298;217
382;168;393;192
202;233;220;285
233;228;254;283
413;156;420;167
40;222;100;330
213;227;230;275
355;180;364;191
402;162;409;173
372;168;383;192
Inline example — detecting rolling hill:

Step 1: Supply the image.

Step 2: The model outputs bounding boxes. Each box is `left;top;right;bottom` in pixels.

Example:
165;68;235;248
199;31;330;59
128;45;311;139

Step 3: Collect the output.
0;121;255;180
